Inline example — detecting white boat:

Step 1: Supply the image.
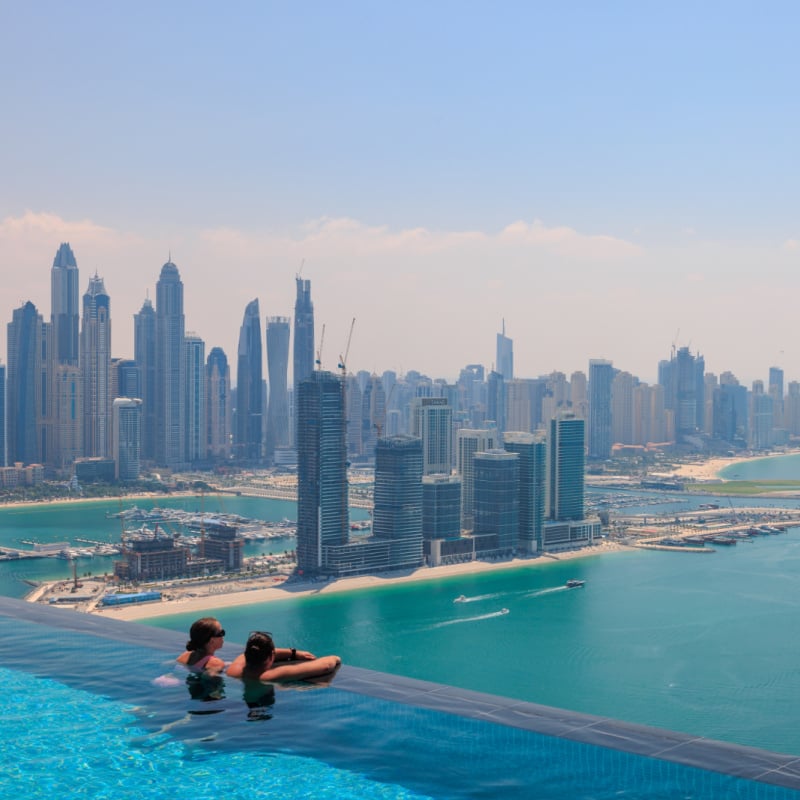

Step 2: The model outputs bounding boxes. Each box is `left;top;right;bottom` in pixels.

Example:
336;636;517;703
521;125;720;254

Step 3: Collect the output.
453;595;467;603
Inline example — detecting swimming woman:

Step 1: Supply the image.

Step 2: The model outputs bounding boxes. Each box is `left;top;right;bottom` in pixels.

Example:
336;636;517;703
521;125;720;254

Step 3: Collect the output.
226;631;341;683
177;617;317;672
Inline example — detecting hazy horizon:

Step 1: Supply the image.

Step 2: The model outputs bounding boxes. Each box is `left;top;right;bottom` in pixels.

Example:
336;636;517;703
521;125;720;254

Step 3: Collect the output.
2;3;798;386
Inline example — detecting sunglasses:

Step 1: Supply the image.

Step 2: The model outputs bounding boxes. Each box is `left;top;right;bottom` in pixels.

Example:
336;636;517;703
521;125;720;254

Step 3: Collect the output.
211;629;226;638
249;630;272;639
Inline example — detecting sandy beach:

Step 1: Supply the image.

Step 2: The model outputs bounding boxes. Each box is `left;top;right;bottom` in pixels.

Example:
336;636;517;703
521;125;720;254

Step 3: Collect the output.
670;450;800;482
94;540;629;622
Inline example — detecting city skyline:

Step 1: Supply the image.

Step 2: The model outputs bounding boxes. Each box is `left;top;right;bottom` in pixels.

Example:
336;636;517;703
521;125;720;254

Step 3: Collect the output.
3;5;800;383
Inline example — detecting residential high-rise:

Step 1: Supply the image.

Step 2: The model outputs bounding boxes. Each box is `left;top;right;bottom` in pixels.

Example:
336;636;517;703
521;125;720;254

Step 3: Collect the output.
456;428;497;531
134;297;157;461
51;243;80;366
486;370;505;433
504;431;546;553
206;347;232;461
265;316;291;463
373;435;424;570
7;301;45;465
184;333;205;464
296;370;348;575
548;413;585;521
112;398;142;481
411;397;453;475
235;300;263;462
422;474;461;540
660;346;704;441
588;359;613;459
293;277;314;440
611;370;635;446
155;260;185;469
112;359;141;402
81;274;111;457
473;449;519;553
0;362;5;466
496;320;513;380
769;366;784;430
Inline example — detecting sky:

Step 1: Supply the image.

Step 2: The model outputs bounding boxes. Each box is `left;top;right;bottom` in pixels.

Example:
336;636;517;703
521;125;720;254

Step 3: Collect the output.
2;2;799;385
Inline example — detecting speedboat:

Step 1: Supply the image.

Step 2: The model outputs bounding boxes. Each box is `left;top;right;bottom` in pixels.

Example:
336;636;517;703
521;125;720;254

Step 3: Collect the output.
499;608;509;614
566;579;585;589
453;595;467;603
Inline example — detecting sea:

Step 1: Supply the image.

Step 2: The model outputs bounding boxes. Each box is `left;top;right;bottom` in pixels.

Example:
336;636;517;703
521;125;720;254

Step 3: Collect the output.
2;455;800;756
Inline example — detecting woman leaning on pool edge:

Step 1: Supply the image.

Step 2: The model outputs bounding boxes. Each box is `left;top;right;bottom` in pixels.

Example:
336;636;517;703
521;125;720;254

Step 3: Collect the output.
177;617;317;673
226;631;341;683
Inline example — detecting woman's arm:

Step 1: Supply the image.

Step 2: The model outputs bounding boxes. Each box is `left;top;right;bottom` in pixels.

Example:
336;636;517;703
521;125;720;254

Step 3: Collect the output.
260;655;341;683
226;654;246;678
275;647;316;662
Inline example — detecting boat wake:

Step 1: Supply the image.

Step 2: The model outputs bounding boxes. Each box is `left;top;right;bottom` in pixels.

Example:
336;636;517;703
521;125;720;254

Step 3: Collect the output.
430;609;510;628
524;586;567;598
453;592;503;604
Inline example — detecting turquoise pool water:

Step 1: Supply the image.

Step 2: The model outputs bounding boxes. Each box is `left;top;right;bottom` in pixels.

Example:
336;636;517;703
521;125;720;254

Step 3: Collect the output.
3;607;799;799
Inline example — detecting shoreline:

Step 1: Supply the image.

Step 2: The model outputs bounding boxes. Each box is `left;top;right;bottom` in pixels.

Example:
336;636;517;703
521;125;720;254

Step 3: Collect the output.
94;541;631;622
670;449;800;482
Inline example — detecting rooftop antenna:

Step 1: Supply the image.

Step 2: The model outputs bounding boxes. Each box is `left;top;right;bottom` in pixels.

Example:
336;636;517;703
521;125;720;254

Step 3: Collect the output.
297;258;305;278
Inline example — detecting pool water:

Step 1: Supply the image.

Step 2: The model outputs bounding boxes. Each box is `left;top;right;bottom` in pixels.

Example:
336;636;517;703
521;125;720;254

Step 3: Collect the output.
3;608;799;799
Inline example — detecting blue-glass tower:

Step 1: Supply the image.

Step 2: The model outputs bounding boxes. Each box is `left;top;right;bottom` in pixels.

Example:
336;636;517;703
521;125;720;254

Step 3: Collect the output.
235;299;263;462
548;413;585;521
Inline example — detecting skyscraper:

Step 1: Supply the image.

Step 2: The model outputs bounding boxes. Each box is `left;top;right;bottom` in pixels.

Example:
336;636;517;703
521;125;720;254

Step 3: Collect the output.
504;431;546;553
0;362;5;466
496;320;513;380
588;359;613;459
660;346;704;441
411;397;453;475
51;243;80;366
265;316;291;462
206;347;232;461
184;333;206;464
548;413;585;521
81;274;111;457
296;370;348;575
134;297;157;462
7;302;45;465
293;276;314;440
235;299;263;462
473;449;519;552
456;428;497;531
373;435;424;570
113;398;142;480
422;474;461;540
155;260;185;469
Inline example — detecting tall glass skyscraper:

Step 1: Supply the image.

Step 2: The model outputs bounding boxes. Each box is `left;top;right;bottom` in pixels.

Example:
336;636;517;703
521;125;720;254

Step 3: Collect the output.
473;449;519;552
265;316;290;462
0;362;5;466
206;347;231;461
504;431;546;553
155;260;185;469
134;297;157;462
373;435;424;570
235;299;263;462
112;397;142;481
184;333;206;464
456;428;497;531
296;370;348;575
293;277;314;439
588;359;613;459
496;320;513;380
548;413;585;521
7;301;44;465
80;274;111;457
51;243;80;366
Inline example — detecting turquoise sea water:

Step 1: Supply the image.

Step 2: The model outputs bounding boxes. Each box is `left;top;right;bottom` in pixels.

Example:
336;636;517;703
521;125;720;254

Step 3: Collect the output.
719;452;800;481
2;482;799;756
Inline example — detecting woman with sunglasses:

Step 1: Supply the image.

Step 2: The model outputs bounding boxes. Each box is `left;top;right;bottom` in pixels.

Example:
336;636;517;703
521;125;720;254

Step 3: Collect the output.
177;617;228;674
177;618;318;673
226;631;341;683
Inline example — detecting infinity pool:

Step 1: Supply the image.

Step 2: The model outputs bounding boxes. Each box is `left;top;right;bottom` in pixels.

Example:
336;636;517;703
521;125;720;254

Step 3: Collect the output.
3;598;799;799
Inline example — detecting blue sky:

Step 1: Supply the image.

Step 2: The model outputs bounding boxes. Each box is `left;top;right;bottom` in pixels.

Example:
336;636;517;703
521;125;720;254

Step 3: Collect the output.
2;2;799;383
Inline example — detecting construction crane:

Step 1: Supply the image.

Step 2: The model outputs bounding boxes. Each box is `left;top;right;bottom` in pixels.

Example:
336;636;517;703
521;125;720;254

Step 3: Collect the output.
315;323;326;369
338;317;356;378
